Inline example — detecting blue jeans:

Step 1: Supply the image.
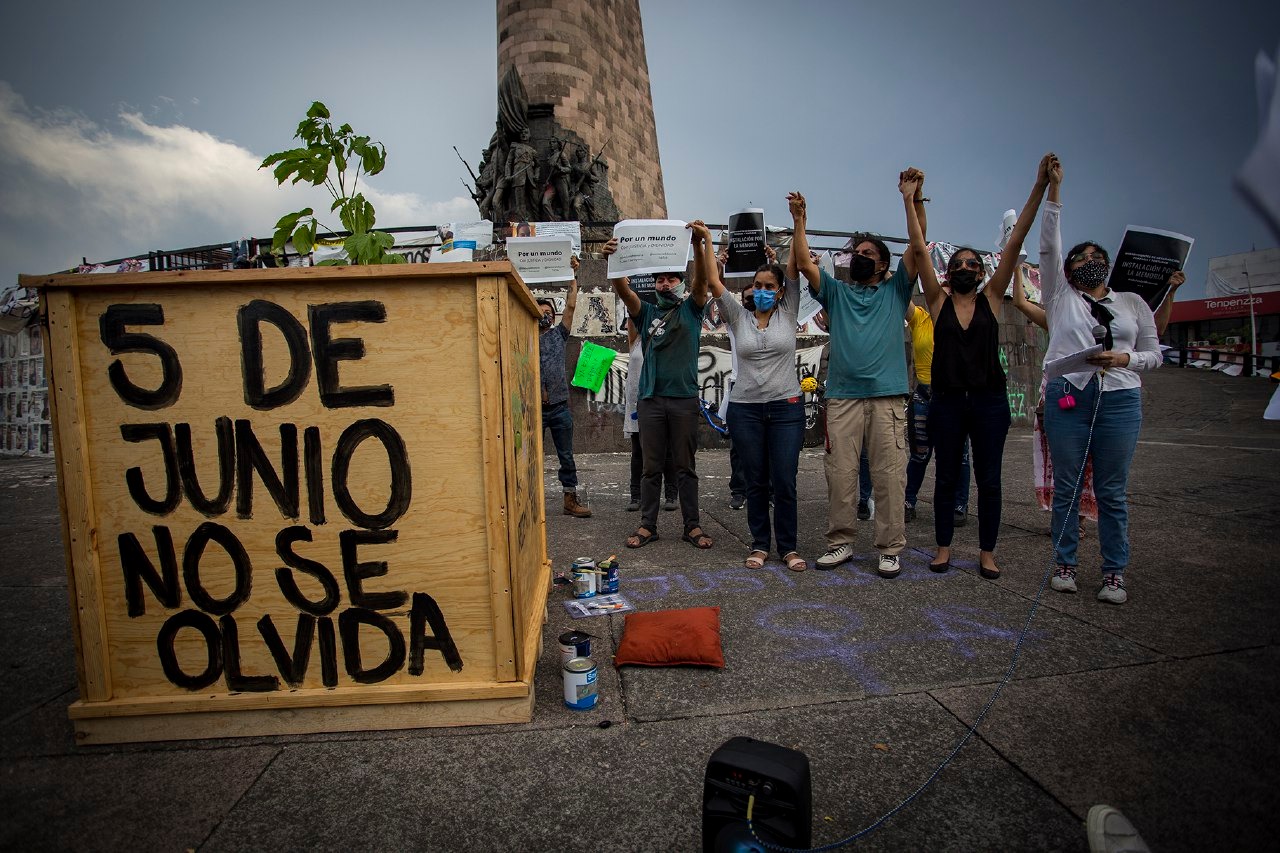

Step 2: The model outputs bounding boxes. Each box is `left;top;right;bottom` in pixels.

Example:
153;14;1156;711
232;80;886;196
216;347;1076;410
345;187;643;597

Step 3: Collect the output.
1044;379;1142;573
727;399;805;555
858;449;871;504
542;402;577;491
928;390;1010;552
905;385;971;512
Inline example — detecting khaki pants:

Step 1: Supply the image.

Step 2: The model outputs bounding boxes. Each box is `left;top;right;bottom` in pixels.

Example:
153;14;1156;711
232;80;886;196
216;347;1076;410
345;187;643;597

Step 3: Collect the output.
825;396;908;555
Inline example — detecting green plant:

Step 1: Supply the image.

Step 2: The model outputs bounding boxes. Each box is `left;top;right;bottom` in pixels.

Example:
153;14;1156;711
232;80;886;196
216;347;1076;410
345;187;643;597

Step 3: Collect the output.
260;101;405;265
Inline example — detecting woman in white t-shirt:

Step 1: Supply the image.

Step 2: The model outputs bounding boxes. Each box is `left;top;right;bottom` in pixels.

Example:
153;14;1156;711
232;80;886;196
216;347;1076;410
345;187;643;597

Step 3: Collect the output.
690;220;807;572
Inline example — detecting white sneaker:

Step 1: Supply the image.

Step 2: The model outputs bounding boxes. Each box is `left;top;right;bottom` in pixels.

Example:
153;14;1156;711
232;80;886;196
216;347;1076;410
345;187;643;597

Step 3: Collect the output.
1097;574;1128;605
1087;804;1150;853
815;543;853;569
877;554;900;578
1050;565;1078;593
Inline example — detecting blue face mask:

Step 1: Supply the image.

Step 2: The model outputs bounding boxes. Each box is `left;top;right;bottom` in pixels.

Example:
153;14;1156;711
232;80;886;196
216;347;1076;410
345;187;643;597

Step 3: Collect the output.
753;288;777;311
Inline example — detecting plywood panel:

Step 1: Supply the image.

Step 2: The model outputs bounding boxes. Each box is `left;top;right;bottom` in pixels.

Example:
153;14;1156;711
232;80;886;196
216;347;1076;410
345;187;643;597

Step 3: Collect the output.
61;276;501;707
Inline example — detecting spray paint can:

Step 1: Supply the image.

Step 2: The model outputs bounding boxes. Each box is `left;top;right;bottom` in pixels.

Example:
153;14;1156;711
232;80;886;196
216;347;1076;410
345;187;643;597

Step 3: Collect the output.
597;554;619;595
572;557;597;598
558;631;592;665
563;657;598;710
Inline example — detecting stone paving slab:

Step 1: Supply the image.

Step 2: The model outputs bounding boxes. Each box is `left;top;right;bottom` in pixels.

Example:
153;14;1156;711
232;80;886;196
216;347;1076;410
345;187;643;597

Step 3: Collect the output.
932;647;1280;853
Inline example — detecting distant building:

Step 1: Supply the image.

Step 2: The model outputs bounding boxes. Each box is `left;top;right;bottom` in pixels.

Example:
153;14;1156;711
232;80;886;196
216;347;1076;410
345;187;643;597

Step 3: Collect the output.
1166;249;1280;358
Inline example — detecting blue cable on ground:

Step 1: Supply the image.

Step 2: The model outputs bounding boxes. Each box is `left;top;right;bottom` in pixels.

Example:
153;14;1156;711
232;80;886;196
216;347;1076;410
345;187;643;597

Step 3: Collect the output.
748;375;1104;852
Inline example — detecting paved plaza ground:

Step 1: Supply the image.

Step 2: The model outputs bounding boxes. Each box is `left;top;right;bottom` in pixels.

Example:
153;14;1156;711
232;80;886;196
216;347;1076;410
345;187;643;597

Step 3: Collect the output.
2;368;1278;851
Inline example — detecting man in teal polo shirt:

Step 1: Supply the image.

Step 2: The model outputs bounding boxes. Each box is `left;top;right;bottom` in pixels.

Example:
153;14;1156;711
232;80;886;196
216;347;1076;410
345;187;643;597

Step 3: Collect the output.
604;227;713;550
788;180;923;577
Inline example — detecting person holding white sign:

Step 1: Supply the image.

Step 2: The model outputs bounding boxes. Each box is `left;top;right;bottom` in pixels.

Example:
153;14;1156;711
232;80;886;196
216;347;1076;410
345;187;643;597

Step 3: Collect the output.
537;255;591;518
605;229;713;550
695;221;806;572
1040;156;1161;605
903;156;1052;579
789;181;922;579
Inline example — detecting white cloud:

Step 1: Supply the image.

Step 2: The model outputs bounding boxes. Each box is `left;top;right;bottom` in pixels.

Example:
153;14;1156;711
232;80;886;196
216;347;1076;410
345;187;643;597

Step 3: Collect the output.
0;81;476;283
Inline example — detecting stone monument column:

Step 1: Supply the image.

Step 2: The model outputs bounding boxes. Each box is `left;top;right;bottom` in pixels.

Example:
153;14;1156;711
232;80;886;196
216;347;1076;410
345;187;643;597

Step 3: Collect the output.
496;0;668;220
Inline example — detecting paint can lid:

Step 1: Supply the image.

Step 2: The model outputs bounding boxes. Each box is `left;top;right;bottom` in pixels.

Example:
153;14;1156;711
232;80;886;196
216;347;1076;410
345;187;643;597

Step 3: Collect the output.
564;657;596;673
559;631;590;645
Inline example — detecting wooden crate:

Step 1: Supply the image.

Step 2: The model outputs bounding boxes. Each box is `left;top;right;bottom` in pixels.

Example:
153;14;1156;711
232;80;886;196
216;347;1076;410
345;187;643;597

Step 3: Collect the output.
24;262;549;744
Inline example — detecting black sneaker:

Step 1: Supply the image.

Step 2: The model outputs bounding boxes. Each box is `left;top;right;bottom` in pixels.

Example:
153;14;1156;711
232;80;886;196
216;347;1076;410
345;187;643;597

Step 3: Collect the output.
904;503;916;522
729;494;746;510
953;509;968;527
626;499;640;512
664;497;677;511
857;501;871;521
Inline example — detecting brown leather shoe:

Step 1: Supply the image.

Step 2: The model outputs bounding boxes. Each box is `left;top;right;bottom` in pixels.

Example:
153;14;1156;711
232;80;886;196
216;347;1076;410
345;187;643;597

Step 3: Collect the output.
563;492;592;518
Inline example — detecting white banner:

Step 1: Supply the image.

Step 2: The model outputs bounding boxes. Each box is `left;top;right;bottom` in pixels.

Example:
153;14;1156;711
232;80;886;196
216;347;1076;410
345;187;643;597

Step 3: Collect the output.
506;237;574;283
607;219;691;278
442;220;494;250
519;220;583;255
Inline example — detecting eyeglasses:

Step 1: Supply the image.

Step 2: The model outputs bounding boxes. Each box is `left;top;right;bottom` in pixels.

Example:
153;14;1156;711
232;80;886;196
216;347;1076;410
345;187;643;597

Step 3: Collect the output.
950;258;982;271
1069;251;1106;265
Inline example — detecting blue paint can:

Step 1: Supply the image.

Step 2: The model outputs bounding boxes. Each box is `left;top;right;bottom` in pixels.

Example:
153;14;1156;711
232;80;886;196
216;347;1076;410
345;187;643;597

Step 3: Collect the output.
558;630;592;665
563;657;598;710
597;554;619;595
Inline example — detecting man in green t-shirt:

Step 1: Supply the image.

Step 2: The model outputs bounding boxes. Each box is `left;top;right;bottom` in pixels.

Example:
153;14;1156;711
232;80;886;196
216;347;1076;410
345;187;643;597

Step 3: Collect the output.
788;181;924;578
604;228;712;551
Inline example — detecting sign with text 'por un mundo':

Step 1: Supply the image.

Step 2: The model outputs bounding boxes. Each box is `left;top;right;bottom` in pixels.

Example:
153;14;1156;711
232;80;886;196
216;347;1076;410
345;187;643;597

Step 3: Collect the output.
32;262;548;743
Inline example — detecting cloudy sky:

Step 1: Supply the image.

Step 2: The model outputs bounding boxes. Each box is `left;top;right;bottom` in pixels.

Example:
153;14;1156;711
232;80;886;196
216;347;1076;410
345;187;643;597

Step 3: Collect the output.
1;0;1276;299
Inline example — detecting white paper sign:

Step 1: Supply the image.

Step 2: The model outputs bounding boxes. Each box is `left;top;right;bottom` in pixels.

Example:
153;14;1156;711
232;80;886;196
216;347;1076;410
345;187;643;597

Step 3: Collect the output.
429;246;474;263
441;220;494;250
506;237;574;283
607;219;691;278
526;221;583;255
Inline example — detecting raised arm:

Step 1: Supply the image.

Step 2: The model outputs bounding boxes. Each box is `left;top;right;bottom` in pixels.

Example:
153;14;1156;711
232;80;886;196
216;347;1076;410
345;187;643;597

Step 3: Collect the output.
1154;269;1185;336
986;154;1053;311
788;192;821;294
1011;263;1047;330
688;220;724;299
900;170;942;315
1039;155;1066;305
603;236;642;319
687;222;711;308
897;167;922;282
561;254;580;331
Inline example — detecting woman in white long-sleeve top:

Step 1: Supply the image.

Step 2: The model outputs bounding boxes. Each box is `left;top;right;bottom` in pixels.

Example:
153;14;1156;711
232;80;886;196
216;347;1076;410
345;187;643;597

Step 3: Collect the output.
1040;156;1161;605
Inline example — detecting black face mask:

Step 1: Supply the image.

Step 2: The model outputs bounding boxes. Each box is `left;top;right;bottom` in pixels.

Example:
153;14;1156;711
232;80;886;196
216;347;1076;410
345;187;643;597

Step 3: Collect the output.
949;269;981;294
849;253;879;282
539;314;553;330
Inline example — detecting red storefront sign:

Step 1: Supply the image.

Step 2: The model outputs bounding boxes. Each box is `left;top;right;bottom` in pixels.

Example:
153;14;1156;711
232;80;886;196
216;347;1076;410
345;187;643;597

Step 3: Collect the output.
1169;291;1280;323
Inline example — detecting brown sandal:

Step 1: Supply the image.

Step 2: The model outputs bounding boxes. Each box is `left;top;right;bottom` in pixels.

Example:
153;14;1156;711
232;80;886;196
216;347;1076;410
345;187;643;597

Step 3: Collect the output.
745;550;767;569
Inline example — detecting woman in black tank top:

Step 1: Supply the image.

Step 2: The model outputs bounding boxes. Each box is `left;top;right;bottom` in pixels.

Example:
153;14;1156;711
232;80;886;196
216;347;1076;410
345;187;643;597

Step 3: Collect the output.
900;155;1055;578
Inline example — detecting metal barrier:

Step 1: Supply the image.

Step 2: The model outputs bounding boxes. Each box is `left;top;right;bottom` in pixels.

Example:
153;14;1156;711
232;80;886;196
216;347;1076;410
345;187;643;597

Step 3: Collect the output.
1172;347;1280;376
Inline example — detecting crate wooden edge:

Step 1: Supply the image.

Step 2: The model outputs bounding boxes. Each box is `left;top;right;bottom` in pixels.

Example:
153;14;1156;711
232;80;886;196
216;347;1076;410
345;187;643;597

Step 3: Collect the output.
70;689;536;745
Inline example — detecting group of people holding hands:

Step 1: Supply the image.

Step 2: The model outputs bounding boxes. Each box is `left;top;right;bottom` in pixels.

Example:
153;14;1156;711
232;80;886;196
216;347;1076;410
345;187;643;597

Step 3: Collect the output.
597;153;1167;605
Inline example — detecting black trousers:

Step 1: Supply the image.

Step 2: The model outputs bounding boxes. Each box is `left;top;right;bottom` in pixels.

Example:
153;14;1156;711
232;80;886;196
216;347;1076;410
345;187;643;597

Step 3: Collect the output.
630;433;677;503
638;396;700;533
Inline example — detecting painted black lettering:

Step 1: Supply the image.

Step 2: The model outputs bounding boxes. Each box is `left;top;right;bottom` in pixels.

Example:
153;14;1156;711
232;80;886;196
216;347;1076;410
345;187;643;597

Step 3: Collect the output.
303;426;325;525
234;420;299;519
257;613;316;688
238;300;312;410
339;529;407;610
331;419;411;529
220;614;279;692
339;608;406;684
308;301;393;408
99;304;183;409
120;423;180;515
318;616;338;687
182;522;252;615
174;418;234;516
273;526;340;616
409;591;464;673
119;526;180;617
157;609;222;690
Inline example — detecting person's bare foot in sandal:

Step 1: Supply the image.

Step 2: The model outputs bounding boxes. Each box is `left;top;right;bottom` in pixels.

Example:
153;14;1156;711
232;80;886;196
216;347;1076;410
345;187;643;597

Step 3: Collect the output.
626;527;658;548
682;527;713;549
744;549;767;569
783;551;807;572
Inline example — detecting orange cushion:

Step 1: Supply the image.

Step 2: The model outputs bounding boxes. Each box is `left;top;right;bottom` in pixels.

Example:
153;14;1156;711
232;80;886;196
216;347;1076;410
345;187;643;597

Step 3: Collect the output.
613;606;724;668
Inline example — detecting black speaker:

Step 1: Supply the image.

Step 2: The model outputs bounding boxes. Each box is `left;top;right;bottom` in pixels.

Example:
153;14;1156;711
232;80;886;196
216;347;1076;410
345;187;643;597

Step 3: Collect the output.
702;736;812;852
